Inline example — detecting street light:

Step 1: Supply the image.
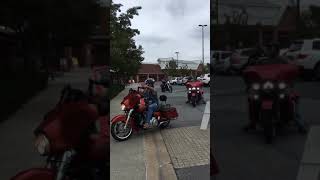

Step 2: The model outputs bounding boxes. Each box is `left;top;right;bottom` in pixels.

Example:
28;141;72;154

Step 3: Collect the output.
175;51;179;68
198;24;207;65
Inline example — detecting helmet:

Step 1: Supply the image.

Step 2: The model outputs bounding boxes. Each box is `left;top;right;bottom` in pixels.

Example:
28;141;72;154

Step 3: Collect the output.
145;79;154;87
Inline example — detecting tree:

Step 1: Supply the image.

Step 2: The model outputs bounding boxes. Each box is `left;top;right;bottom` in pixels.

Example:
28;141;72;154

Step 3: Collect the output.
165;60;178;76
110;3;144;78
0;0;102;71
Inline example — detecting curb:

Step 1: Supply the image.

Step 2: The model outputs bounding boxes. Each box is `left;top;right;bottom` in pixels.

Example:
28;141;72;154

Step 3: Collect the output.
144;130;177;180
296;126;320;180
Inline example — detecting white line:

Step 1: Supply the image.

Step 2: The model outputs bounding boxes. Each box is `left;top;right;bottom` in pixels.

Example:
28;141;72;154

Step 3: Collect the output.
200;101;210;130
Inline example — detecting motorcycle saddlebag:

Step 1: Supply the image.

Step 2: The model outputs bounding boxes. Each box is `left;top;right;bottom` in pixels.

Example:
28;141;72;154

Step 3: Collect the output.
160;106;178;119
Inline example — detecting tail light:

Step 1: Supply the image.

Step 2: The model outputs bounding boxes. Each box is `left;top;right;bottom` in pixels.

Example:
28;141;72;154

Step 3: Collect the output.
297;54;309;59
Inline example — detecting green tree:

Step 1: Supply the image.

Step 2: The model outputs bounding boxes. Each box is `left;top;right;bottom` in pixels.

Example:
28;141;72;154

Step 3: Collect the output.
110;3;144;78
165;60;178;76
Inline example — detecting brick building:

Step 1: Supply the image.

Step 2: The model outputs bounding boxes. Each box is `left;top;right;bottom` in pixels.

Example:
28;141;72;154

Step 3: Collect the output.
135;64;166;82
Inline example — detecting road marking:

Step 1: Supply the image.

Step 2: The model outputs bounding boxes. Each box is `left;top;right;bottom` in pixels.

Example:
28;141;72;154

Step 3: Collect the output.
144;131;177;180
200;101;210;130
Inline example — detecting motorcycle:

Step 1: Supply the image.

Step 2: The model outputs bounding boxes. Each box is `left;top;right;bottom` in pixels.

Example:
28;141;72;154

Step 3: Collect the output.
11;81;109;180
186;81;205;107
243;63;302;143
160;80;173;93
111;87;178;141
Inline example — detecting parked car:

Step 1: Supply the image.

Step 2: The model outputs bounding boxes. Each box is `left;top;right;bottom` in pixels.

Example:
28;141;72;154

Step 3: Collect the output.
198;73;210;86
169;77;183;85
212;50;233;74
230;48;256;72
283;39;320;79
182;76;193;85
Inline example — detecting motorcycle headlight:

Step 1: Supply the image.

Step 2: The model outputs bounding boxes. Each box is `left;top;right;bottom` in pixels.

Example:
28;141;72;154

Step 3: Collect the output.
188;91;191;93
278;82;287;89
263;81;274;90
121;104;126;111
192;87;196;90
197;87;200;90
251;83;260;90
279;93;285;99
34;134;50;155
188;88;192;90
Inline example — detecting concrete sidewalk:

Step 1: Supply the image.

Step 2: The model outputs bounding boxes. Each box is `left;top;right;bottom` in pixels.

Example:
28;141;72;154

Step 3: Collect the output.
0;68;91;180
161;126;210;180
297;126;320;180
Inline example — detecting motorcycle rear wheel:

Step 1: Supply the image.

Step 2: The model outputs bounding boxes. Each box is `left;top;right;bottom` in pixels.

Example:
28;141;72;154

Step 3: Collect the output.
159;120;170;129
111;121;133;141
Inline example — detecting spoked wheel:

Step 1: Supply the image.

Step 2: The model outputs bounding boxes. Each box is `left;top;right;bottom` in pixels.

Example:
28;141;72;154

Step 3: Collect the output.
262;111;274;144
111;121;133;141
159;120;171;129
191;96;196;107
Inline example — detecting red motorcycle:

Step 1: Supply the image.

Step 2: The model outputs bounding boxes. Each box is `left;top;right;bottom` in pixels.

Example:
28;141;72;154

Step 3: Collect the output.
111;87;178;141
186;81;205;107
11;83;109;180
243;63;302;143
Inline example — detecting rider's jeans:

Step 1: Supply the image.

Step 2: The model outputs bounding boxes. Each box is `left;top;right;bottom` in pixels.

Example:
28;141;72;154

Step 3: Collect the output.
147;103;158;124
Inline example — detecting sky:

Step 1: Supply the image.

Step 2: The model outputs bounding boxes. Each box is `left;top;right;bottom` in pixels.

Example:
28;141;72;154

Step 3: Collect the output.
113;0;210;63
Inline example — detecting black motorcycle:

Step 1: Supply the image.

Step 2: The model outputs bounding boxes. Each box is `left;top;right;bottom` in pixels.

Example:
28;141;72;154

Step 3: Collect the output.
161;80;173;93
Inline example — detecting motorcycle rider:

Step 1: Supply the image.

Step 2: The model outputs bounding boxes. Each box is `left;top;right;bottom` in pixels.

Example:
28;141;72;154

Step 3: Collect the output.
244;42;307;133
143;79;159;128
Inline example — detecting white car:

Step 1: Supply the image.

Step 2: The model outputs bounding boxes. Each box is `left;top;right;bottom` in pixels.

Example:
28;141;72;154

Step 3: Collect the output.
212;50;233;74
199;73;210;86
169;77;182;85
284;39;320;79
230;48;256;71
182;76;193;85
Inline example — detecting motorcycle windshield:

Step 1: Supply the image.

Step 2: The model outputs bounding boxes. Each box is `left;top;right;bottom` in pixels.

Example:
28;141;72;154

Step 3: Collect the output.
186;81;203;88
243;64;300;82
35;101;98;154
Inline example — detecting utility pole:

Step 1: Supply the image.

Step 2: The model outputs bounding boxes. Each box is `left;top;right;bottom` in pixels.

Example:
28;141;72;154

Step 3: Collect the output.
296;0;300;38
198;25;207;65
216;0;219;25
175;51;179;68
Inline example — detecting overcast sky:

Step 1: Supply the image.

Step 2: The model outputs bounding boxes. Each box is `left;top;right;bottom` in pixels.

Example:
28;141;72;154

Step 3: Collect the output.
113;0;210;63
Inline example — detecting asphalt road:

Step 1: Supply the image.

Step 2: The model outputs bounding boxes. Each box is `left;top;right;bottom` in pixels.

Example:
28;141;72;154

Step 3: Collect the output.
110;83;210;180
160;84;210;128
212;75;320;180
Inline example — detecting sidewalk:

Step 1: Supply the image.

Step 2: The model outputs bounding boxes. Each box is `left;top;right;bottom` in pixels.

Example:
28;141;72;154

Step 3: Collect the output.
0;68;91;180
110;83;146;180
297;126;320;180
161;126;210;180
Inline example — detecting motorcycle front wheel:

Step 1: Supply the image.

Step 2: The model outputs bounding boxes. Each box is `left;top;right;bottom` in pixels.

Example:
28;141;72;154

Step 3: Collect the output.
191;96;196;107
261;110;274;144
111;121;133;141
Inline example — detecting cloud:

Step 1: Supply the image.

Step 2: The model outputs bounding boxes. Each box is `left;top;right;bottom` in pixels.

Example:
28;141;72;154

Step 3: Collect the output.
114;0;210;63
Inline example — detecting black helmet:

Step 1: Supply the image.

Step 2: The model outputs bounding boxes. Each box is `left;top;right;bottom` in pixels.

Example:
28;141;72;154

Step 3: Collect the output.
145;79;154;87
